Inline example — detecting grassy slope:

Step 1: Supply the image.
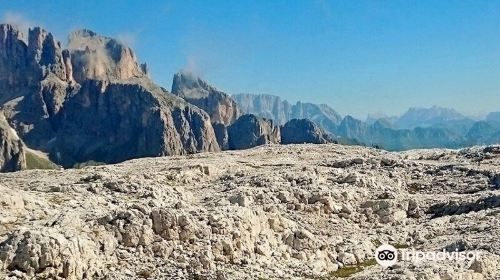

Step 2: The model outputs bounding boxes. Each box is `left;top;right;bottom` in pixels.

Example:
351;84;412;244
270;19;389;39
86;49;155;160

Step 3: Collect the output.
25;151;58;170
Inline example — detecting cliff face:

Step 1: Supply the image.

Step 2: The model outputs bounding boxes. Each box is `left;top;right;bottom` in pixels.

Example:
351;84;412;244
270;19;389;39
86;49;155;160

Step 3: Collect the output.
0;24;30;104
68;29;146;83
0;25;75;155
233;94;293;124
172;72;241;126
0;24;219;168
54;80;219;165
0;113;26;172
171;75;337;151
0;25;74;105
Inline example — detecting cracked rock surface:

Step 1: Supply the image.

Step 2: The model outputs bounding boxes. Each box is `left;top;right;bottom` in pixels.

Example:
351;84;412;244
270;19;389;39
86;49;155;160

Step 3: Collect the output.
0;144;499;279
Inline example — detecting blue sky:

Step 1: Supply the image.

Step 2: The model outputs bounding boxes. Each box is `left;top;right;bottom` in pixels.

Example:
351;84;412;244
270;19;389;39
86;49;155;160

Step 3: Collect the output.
2;0;500;118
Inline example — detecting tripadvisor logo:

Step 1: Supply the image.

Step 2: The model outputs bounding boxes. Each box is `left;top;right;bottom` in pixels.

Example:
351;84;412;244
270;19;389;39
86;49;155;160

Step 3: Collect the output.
375;244;398;267
374;244;480;268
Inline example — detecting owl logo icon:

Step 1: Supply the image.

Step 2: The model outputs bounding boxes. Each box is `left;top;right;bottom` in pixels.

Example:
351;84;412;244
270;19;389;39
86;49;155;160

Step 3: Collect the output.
375;244;398;267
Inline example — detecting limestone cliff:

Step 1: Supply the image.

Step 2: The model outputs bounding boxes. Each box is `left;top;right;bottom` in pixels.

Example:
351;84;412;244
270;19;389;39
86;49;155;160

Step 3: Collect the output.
68;29;147;83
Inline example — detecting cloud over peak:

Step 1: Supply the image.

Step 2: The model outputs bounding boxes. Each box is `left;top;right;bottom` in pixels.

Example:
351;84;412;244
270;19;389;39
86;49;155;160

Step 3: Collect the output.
2;11;34;36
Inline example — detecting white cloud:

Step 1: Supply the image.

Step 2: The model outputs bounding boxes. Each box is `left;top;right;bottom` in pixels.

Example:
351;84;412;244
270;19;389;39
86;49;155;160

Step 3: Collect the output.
183;54;202;76
116;32;136;48
2;11;34;35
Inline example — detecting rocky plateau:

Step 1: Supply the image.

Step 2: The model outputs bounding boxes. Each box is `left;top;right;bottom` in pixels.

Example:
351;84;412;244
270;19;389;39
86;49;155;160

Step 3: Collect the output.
1;143;499;279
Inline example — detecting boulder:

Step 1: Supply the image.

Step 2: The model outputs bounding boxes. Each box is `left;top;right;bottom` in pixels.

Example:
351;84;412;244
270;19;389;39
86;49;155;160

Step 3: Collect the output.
0;229;106;279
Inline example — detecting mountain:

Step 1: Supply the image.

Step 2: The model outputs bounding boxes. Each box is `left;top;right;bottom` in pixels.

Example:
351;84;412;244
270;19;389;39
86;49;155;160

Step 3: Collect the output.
487;111;500;123
336;115;468;150
1;23;498;172
171;78;335;151
172;71;241;126
227;114;280;150
0;23;333;171
280;119;333;144
233;94;292;124
68;29;148;83
233;92;500;150
365;113;397;126
232;93;342;132
395;106;467;129
336;116;367;140
0;24;219;168
465;121;500;145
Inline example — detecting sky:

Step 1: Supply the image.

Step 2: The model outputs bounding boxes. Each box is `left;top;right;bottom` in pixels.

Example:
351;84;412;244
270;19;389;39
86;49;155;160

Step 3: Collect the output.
2;0;500;119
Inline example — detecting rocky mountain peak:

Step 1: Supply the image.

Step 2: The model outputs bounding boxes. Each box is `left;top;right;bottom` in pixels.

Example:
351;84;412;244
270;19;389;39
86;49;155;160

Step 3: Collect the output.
227;114;280;149
486;111;500;123
28;27;56;61
68;29;146;83
281;118;333;145
232;93;342;132
0;24;74;106
396;106;466;129
28;27;72;82
172;71;216;98
69;28;98;39
0;24;29;100
172;71;241;125
0;24;71;81
0;23;25;43
0;24;220;169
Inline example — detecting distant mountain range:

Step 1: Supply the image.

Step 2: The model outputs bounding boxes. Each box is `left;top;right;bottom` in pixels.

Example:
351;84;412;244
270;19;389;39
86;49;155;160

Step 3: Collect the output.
395;106;469;129
232;94;342;132
233;94;500;150
487;111;500;123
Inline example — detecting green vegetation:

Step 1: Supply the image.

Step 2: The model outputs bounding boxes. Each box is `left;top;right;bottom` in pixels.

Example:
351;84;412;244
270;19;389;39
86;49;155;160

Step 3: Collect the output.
394;243;410;249
334;137;364;147
325;259;377;279
371;239;382;247
328;265;363;278
236;161;263;169
372;239;409;249
25;151;58;170
73;160;106;168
